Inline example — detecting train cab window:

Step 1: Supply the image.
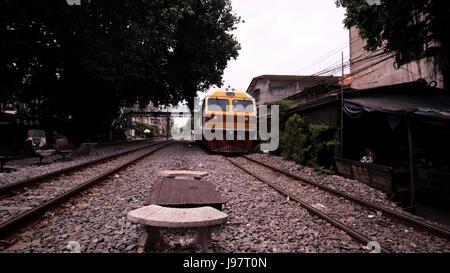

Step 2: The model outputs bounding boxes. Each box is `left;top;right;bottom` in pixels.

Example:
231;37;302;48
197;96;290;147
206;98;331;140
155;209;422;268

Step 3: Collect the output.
233;100;254;112
207;98;229;112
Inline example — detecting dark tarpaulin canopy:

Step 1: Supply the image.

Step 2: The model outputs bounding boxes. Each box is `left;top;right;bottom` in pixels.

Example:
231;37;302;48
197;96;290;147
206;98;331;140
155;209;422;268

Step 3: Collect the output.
344;93;450;120
341;84;450;206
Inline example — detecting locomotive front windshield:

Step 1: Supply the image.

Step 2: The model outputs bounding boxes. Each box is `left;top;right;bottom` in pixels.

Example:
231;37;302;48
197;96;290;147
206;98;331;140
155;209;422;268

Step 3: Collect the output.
207;98;229;112
233;100;254;113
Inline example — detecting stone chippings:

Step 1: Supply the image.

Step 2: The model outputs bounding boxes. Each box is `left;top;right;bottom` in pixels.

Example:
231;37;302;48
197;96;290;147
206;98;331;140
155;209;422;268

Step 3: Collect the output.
3;143;444;253
235;156;450;253
0;140;161;187
246;153;450;230
0;147;157;223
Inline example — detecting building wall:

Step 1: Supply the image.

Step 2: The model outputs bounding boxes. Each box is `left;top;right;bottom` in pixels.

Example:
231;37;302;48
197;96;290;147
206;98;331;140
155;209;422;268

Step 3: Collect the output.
350;27;444;89
248;79;269;105
300;102;340;129
248;77;338;106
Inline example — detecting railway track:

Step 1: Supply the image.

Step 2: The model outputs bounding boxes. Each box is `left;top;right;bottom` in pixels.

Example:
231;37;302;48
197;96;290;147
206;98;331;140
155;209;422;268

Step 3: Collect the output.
0;139;167;194
0;140;173;240
241;155;450;239
226;156;450;253
6;138;153;163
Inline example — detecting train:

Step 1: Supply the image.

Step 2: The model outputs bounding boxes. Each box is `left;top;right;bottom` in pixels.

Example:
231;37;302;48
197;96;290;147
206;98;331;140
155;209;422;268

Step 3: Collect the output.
197;88;257;153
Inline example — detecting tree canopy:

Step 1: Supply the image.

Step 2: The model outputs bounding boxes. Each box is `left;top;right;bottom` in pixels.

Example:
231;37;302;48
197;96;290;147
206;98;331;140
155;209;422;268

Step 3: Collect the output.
336;0;450;89
0;0;240;141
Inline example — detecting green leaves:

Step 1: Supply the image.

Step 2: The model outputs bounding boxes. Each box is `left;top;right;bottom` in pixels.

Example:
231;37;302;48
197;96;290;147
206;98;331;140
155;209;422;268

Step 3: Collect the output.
1;0;240;140
280;114;336;172
336;0;450;88
167;0;240;109
281;114;308;163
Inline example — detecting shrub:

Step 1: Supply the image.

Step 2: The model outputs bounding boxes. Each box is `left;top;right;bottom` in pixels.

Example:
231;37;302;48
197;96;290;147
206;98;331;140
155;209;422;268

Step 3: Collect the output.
280;114;336;172
275;100;297;132
307;123;337;173
280;114;308;164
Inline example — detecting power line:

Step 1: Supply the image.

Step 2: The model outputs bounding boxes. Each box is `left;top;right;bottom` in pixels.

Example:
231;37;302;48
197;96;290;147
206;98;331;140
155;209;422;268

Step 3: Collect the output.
307;46;369;76
305;31;390;77
250;35;394;102
327;53;396;90
295;42;348;74
312;46;389;77
252;51;391;100
294;35;364;74
295;53;396;98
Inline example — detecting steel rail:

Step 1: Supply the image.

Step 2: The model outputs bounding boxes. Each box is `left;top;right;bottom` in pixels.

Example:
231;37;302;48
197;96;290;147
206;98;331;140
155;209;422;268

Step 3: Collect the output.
0;140;173;239
4;140;151;163
242;155;450;240
0;139;168;195
226;157;391;253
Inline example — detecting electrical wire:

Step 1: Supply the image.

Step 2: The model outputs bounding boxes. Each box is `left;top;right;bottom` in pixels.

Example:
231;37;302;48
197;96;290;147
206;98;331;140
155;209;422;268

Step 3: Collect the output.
294;35;364;74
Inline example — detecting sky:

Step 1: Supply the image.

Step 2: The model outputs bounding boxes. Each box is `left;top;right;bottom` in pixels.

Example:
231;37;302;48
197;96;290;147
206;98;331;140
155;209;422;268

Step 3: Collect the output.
219;0;350;92
173;0;350;127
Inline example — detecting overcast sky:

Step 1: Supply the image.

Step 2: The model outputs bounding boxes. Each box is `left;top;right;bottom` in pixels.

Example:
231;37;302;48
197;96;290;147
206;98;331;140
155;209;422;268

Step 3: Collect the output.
173;1;350;126
218;0;350;92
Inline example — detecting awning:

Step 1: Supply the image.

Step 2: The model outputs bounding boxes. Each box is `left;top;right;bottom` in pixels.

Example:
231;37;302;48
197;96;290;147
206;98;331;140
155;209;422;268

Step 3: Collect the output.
344;93;450;119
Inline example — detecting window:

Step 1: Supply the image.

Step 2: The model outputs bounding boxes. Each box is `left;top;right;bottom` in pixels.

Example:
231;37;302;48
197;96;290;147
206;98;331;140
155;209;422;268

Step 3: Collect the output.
207;98;228;111
233;100;254;112
253;89;260;102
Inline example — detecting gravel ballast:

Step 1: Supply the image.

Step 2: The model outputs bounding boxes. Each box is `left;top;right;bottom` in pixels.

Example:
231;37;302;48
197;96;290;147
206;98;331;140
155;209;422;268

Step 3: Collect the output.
1;143;448;253
230;156;450;252
1;143;364;253
0;139;163;187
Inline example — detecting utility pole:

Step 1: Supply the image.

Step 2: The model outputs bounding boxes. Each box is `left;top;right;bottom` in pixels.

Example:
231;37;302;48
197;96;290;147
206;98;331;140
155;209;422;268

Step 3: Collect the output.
340;52;344;158
407;116;416;210
166;108;170;140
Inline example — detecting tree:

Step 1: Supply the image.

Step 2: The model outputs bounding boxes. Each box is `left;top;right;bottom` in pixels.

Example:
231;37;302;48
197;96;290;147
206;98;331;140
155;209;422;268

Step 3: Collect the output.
167;0;240;110
0;0;240;141
336;0;450;90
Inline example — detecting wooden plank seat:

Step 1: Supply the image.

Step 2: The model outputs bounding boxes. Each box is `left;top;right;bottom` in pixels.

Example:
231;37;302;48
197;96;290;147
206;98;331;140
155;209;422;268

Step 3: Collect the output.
144;178;225;210
127;205;228;253
158;170;209;180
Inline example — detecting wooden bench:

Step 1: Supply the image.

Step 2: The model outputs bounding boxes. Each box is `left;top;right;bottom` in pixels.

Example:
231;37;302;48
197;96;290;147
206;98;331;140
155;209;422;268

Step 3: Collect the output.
127;205;228;253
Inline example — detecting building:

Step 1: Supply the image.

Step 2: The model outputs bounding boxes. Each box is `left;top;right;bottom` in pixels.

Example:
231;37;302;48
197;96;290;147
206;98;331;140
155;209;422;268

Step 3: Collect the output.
349;27;444;90
246;75;340;106
125;102;173;139
277;28;450;208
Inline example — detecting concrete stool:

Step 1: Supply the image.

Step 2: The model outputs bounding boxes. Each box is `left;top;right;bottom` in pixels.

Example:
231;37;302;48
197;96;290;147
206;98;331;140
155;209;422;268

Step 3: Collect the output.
34;149;56;165
127;205;228;253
